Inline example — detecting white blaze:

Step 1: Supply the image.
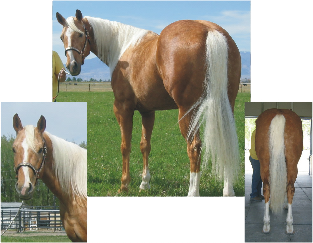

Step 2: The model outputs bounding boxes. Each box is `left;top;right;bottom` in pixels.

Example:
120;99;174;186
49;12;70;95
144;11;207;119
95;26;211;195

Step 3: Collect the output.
21;138;31;189
65;28;75;62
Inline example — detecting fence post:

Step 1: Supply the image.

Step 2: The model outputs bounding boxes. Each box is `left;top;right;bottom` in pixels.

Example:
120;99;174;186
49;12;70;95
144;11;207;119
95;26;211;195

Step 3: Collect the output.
89;84;91;92
18;210;21;233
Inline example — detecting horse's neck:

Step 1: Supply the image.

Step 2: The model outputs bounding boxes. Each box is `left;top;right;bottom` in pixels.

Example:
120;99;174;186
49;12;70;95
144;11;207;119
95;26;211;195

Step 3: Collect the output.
86;16;149;76
40;134;66;202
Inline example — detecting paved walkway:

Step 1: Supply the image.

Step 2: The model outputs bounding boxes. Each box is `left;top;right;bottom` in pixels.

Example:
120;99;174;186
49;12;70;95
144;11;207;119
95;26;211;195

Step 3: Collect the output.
245;152;312;242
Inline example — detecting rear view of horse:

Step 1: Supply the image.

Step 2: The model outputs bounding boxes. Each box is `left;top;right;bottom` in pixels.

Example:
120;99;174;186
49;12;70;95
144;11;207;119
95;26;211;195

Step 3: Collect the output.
57;10;241;196
13;114;87;242
255;108;303;234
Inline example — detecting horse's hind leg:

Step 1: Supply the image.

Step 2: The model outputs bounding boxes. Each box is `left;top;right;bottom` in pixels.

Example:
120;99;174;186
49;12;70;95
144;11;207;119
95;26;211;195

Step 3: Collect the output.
178;108;201;197
260;157;271;233
285;157;298;234
139;111;155;190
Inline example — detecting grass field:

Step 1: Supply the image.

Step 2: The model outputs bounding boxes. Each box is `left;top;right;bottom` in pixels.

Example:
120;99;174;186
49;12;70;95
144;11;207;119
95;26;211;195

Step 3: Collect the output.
1;232;70;242
58;91;250;197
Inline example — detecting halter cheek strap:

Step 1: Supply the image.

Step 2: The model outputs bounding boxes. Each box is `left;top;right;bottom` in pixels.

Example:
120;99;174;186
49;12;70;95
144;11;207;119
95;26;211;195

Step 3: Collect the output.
65;22;90;64
14;143;47;180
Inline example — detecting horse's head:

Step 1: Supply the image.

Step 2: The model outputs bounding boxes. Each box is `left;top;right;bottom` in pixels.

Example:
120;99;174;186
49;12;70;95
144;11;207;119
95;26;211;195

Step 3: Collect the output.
56;9;91;76
13;114;47;200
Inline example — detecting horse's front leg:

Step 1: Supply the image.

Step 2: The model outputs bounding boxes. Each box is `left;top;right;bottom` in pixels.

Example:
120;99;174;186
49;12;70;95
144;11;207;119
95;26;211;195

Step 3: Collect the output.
139;111;155;191
114;102;134;193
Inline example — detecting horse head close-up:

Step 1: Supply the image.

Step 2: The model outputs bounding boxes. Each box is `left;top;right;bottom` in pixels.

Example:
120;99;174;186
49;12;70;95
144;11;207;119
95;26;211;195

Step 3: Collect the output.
56;10;93;76
13;114;47;200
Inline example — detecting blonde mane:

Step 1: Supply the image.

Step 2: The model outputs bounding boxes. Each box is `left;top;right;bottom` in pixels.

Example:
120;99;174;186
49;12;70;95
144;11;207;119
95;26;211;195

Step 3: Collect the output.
66;15;150;77
45;132;87;199
86;16;150;76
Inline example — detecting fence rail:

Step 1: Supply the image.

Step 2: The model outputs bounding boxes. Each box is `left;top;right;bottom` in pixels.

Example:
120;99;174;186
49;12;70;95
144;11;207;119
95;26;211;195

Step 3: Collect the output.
1;207;64;233
58;82;251;93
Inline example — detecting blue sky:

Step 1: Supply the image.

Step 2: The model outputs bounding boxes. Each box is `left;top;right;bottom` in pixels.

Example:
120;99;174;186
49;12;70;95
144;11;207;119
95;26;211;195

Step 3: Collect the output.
1;102;87;144
53;1;250;63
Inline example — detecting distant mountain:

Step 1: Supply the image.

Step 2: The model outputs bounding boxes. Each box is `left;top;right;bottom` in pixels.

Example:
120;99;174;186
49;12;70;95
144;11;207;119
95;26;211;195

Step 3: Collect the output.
66;51;250;81
240;51;251;80
66;58;110;81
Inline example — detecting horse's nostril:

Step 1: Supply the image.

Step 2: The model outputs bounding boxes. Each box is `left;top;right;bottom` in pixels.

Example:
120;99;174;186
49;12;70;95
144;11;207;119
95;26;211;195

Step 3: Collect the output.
28;183;33;192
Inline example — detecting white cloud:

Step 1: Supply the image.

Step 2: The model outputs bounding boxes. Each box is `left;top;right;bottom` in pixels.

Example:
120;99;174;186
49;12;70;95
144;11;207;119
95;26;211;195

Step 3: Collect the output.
203;10;250;36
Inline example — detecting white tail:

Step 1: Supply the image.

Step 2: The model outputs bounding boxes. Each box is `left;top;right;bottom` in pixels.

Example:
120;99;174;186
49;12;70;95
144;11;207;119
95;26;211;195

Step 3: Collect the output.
187;30;240;186
269;114;286;213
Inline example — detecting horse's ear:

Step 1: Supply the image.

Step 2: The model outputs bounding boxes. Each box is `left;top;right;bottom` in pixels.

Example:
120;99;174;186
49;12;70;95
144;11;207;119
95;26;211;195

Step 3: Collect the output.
56;12;68;27
13;114;23;133
76;9;83;21
37;116;46;134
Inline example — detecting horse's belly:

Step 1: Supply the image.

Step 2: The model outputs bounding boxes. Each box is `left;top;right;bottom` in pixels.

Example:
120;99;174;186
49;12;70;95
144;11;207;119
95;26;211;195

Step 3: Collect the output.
135;91;177;111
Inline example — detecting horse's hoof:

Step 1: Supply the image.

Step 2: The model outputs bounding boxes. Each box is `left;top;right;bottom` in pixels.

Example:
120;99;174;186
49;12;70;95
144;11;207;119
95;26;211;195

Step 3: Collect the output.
262;225;270;234
286;227;294;235
139;182;150;191
118;186;129;193
223;189;235;197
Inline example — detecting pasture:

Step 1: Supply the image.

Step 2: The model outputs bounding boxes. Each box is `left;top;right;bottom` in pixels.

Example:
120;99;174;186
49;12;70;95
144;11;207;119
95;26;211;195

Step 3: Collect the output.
1;231;70;242
58;91;250;196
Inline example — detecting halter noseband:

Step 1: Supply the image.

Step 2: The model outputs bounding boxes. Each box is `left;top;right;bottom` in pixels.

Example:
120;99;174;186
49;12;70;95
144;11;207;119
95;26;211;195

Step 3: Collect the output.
65;21;90;64
14;142;47;179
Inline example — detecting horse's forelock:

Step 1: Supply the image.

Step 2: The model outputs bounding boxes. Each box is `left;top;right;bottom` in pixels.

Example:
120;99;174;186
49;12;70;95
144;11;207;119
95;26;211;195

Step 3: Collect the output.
66;16;84;35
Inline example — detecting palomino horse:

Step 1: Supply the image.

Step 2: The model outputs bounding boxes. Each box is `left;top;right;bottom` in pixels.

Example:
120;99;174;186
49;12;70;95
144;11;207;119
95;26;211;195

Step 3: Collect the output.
255;108;303;234
57;10;241;196
13;114;87;241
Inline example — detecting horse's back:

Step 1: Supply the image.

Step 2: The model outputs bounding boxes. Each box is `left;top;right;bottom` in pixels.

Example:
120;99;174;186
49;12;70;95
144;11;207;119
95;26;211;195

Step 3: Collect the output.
156;20;240;109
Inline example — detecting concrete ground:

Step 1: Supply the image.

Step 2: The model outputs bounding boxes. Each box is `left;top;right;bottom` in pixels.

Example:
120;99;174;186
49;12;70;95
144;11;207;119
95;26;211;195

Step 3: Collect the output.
245;151;312;242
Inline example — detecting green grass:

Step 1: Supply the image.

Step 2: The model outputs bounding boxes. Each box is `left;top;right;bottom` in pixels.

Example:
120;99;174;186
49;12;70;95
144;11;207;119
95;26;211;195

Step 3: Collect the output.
1;234;70;242
58;91;250;197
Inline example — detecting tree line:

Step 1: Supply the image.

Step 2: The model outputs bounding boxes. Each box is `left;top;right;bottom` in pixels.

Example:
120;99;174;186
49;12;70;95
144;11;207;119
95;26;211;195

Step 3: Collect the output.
66;77;110;82
1;135;87;207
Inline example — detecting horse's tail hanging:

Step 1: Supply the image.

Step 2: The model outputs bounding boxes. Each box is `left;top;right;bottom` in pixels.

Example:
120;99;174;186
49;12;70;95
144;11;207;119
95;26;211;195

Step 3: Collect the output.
187;30;240;185
269;114;286;214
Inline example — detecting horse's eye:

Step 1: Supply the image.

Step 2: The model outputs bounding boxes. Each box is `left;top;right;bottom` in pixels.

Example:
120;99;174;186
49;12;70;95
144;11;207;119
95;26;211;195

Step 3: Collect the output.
79;33;83;38
60;36;64;42
12;147;16;153
38;148;43;154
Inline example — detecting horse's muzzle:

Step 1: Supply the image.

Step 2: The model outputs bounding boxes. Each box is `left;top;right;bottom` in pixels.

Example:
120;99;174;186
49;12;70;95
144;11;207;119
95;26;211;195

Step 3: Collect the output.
15;182;35;200
67;60;81;76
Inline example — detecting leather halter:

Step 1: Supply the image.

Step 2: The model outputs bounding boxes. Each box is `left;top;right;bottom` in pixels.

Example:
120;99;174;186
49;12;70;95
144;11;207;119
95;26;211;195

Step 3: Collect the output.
65;21;90;64
14;142;47;180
